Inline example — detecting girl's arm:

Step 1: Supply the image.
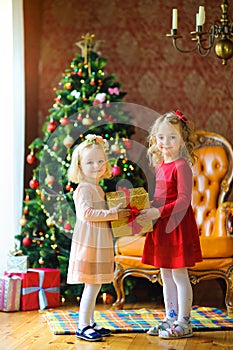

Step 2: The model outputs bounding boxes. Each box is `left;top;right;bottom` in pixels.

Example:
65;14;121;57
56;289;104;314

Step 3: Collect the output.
74;187;130;222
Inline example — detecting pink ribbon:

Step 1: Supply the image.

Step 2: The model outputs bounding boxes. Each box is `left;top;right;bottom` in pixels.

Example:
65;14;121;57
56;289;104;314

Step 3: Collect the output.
108;87;120;95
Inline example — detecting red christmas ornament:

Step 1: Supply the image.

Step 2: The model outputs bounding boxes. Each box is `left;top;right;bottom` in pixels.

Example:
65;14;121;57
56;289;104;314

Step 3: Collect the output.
53;144;59;151
90;79;96;86
23;206;29;215
112;165;121;176
29;178;39;189
60;117;70;126
47;120;57;133
77;69;82;77
66;183;73;191
124;139;132;149
22;236;32;247
26;153;35;164
24;194;30;202
64;222;72;231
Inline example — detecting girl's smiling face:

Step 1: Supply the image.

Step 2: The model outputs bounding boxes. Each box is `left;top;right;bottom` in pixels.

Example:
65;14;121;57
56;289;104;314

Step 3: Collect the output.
80;146;107;183
156;121;183;162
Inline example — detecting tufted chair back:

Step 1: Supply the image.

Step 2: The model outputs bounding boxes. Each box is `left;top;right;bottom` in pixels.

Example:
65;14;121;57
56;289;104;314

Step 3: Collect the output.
192;131;233;238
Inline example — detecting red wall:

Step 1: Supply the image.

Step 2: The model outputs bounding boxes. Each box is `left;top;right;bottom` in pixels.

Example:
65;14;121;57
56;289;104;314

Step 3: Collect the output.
24;0;233;183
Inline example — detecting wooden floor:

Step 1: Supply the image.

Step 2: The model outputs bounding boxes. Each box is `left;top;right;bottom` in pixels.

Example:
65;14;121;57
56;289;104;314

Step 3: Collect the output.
1;301;233;350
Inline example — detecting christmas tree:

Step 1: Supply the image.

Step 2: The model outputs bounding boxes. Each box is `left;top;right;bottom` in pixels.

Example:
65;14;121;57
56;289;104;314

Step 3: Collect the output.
16;34;147;297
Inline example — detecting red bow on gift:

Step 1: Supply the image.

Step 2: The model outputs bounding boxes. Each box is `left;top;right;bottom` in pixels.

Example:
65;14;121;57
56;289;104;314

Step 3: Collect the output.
118;187;142;235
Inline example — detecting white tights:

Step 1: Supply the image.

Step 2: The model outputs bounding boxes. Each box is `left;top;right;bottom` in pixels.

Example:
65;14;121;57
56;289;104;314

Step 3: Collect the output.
160;267;193;324
78;283;101;330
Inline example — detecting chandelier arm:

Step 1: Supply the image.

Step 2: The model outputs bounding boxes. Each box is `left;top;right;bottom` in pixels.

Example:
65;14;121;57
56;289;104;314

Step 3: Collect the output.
196;44;212;56
190;25;215;52
172;37;198;53
166;1;233;65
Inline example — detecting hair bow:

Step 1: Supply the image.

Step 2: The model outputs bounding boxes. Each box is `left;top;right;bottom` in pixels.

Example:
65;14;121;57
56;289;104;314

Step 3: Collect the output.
85;134;109;151
108;87;120;95
175;110;188;123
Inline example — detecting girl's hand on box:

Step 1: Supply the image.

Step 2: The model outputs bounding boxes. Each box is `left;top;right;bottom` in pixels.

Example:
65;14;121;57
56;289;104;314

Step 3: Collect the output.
118;209;132;220
137;207;160;221
114;203;131;220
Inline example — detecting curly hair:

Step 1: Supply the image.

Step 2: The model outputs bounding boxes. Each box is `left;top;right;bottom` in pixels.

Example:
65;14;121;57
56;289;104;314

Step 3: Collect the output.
147;111;197;167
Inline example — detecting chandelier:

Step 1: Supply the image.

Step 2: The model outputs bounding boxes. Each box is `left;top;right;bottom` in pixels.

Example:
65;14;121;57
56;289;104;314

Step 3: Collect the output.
166;0;233;65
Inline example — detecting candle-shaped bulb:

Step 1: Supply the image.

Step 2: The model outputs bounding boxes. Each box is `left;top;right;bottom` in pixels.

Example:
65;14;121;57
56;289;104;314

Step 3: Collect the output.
196;12;200;27
172;9;178;30
199;6;205;25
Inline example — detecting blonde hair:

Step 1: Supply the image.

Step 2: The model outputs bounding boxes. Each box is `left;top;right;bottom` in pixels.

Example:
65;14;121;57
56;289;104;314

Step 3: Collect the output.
147;111;197;166
67;140;112;184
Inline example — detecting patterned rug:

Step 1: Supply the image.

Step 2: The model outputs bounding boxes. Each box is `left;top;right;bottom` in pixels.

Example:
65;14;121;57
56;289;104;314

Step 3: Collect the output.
43;306;233;335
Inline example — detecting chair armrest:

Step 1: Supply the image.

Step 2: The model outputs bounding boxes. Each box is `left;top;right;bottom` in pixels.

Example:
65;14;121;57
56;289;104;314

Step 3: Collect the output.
212;201;233;237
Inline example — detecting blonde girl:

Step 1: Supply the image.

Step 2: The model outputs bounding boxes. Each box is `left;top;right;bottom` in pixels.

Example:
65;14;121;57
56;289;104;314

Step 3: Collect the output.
67;134;130;342
138;111;202;339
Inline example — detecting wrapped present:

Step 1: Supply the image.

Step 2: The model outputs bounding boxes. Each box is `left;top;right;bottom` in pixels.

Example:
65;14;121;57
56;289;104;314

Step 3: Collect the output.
7;256;28;273
106;187;153;237
5;268;60;311
0;275;21;312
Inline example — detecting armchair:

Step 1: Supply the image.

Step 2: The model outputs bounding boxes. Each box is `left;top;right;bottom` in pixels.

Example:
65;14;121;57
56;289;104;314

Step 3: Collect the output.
113;130;233;315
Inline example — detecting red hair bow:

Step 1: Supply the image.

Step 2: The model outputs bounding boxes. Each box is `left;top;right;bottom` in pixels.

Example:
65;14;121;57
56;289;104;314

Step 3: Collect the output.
175;110;188;123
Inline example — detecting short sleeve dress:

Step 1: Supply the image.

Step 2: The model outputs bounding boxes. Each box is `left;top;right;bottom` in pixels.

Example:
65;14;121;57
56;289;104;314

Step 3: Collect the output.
142;158;203;269
67;182;118;285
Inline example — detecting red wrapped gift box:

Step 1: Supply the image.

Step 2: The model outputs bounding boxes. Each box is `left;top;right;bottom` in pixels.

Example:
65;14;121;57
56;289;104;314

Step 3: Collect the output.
5;268;60;311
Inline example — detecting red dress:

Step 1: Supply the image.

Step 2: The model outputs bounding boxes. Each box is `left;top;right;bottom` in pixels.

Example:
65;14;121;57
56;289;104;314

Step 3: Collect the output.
142;158;202;268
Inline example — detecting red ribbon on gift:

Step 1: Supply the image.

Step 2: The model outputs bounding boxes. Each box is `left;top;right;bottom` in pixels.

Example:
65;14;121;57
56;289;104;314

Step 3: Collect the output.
118;187;142;235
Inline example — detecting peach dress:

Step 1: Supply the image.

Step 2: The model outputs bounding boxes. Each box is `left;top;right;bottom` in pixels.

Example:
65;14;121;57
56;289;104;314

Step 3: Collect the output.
67;182;118;285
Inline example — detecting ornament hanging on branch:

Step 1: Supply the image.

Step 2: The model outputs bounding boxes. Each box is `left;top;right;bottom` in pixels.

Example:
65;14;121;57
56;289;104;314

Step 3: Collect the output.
112;164;121;176
22;236;32;247
26;151;36;164
111;133;121;153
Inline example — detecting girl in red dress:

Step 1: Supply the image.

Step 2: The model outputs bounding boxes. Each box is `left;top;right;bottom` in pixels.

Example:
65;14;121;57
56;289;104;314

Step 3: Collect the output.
138;110;202;339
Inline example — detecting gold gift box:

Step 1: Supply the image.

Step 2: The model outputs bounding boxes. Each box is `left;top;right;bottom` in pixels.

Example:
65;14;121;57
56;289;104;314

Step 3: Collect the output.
106;187;153;237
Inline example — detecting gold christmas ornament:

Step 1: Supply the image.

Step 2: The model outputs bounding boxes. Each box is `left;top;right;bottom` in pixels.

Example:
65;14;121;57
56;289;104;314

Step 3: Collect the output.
46;217;55;227
45;174;55;187
63;135;75;148
82;115;93;126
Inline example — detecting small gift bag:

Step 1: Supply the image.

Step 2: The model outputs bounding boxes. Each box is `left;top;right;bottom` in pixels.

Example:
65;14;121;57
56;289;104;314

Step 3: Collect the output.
6;247;28;273
106;187;153;237
0;275;21;312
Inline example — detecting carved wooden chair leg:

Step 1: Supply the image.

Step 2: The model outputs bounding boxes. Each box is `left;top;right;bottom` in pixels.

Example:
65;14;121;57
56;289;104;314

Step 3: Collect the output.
225;266;233;316
112;263;126;309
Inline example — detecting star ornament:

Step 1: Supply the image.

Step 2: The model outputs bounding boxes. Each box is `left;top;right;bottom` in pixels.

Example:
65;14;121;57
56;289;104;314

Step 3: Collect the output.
75;33;103;60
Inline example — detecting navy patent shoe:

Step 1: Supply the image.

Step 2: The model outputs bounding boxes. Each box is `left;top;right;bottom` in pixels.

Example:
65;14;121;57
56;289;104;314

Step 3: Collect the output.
92;322;111;337
75;325;103;342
